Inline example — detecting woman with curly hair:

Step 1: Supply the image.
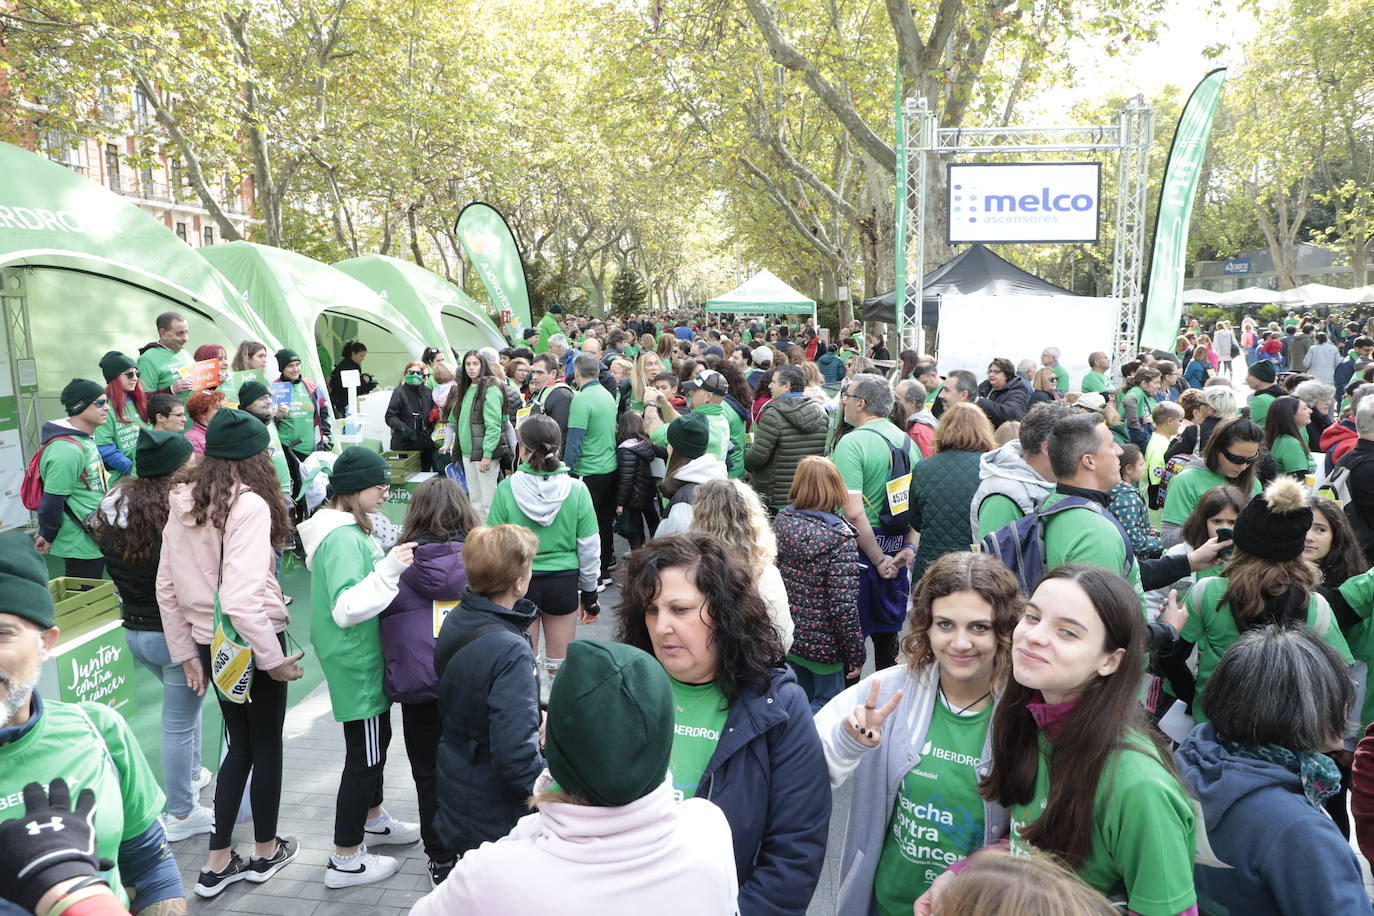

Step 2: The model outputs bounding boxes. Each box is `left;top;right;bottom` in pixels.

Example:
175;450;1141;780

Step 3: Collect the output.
689;478;792;652
816;552;1022;916
156;409;305;896
616;534;829;916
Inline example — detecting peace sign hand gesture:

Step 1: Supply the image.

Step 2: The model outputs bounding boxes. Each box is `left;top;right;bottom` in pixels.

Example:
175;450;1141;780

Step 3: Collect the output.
844;680;903;749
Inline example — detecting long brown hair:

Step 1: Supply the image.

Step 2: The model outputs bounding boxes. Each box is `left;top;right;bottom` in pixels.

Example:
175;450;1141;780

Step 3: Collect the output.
448;350;495;423
185;452;289;547
399;476;478;545
1219;550;1319;621
980;565;1176;870
97;472;185;566
899;552;1023;686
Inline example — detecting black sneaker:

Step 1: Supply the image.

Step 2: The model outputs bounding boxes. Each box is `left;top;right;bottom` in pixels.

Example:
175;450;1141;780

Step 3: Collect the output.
428;857;456;888
195;851;249;898
246;836;299;884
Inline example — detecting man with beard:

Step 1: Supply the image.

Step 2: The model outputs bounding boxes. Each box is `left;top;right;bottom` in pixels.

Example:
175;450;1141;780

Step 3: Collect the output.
0;532;185;914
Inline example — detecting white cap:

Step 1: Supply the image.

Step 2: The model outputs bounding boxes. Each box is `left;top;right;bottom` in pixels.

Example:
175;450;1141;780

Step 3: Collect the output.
752;346;774;366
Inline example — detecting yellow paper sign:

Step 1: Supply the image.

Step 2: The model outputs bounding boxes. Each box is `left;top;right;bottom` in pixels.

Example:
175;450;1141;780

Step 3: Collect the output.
433;600;459;638
515;406;533;427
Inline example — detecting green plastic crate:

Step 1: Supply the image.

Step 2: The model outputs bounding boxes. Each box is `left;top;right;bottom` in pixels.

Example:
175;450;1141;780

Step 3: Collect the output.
49;577;120;643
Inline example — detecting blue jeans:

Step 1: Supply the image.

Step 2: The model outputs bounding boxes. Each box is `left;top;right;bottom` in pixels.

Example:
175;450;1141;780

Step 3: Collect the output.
788;662;845;714
124;629;205;816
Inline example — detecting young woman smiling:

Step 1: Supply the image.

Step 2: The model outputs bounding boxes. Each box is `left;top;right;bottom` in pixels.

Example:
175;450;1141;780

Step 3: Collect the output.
920;565;1197;916
816;552;1022;916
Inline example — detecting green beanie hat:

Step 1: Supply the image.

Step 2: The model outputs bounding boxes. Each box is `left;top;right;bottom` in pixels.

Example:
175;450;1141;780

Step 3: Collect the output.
544;641;673;807
275;348;301;372
666;411;710;460
330;446;390;495
99;351;137;384
1248;360;1276;384
204;408;269;460
237;380;270;408
135;428;193;479
60;378;105;417
0;530;56;629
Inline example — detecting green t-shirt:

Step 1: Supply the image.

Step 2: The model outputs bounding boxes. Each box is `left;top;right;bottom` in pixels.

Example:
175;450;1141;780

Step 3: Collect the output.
94;405;143;483
277;378;316;455
1269;434;1313;475
1052;363;1070;393
873;701;992;913
650;406;731;465
786;653;843;676
1080;370;1111;394
220;368;268;409
924;384;942;409
567;381;618;476
1161;467;1261;526
0;700;164;909
667;678;729;802
1181;576;1352;724
1249;392;1277;430
1011;732;1196;916
831;418;919;530
1040;492;1146;615
41;433;106;560
136;346;193;430
265;420;293;500
310;523;390;723
976;493;1026;541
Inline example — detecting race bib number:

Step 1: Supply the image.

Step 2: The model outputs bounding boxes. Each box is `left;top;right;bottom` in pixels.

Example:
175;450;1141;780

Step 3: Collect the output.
433;600;458;638
886;473;912;514
515;406;533;427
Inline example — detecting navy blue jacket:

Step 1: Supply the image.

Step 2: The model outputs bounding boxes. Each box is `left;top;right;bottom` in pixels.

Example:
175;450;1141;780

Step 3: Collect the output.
433;590;543;857
1176;723;1373;915
379;538;467;704
698;666;830;916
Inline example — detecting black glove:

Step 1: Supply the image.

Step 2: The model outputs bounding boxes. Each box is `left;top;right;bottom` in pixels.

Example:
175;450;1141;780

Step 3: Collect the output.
0;779;113;912
580;590;600;617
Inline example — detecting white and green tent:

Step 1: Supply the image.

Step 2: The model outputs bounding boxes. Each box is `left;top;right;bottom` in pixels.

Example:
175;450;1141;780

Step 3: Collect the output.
705;269;817;322
333;254;505;355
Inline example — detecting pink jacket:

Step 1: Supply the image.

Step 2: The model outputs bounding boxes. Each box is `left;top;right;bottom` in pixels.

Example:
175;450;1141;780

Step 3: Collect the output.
410;774;738;916
156;482;289;669
186;423;208;457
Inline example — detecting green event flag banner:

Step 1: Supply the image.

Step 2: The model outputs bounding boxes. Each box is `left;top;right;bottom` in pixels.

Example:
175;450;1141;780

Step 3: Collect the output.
1139;68;1227;351
455;202;532;338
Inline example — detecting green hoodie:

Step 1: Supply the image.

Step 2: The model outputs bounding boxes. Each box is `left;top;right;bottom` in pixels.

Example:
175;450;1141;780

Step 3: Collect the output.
487;464;600;589
649;403;731;465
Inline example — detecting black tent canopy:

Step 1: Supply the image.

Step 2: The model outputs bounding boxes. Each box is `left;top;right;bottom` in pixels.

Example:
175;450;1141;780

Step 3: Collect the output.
863;244;1077;326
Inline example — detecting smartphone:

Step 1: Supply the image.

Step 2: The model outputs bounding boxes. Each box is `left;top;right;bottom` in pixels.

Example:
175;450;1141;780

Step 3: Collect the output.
1215;526;1234;560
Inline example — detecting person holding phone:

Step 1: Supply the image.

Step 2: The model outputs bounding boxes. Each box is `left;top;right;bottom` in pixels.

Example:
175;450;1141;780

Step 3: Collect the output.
156;408;305;897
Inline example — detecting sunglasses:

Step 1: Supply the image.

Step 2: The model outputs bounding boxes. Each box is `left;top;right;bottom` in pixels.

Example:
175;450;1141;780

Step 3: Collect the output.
1221;448;1259;465
123;370;139;379
93;399;109;408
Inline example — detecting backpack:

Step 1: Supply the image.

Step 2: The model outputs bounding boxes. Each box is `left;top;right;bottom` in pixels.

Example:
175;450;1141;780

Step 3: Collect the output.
21;436;98;533
854;427;915;536
1153;454;1204;511
980;496;1135;595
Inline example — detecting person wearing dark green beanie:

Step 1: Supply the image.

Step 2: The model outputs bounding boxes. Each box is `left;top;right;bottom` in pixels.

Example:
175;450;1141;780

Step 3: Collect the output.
35;380;110;578
238;381;296;502
297;446;421;888
97;426;210;841
0;529;189;914
411;639;739;916
273;350;332;461
160;409;303;894
656;411;728;538
95;351;148;484
1246;358;1287;430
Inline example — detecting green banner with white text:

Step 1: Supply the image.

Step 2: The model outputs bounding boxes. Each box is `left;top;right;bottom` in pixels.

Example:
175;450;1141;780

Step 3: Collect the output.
455;202;531;340
1139;69;1227;351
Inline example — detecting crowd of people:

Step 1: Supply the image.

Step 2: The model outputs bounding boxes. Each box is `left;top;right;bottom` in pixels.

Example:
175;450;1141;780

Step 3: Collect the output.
10;306;1374;916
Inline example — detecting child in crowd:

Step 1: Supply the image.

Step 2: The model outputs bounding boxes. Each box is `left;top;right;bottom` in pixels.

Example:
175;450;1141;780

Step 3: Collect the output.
614;410;663;551
1145;401;1183;511
1109;444;1163;560
652;372;687;410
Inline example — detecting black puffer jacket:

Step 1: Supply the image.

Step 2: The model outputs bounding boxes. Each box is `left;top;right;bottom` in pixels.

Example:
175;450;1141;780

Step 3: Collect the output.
976;375;1031;428
433;589;543;857
385;382;435;451
616;438;663;511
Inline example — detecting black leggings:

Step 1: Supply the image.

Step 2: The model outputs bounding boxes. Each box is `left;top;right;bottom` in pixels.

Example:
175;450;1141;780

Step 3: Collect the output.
197;635;289;850
871;631;901;672
401;701;449;861
336;712;392;848
581;471;617;578
64;556;105;579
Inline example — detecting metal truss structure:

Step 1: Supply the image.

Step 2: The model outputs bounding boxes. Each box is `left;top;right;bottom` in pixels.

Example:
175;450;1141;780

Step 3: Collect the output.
899;96;1155;358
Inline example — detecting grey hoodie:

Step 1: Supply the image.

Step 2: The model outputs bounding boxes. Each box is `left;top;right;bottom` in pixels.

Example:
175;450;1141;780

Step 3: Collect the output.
968;440;1053;542
509;468;572;527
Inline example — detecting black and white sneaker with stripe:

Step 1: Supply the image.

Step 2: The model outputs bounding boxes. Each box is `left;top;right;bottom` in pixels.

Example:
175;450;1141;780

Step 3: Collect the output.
363;807;421;846
246;835;299;883
325;847;400;889
195;851;249;898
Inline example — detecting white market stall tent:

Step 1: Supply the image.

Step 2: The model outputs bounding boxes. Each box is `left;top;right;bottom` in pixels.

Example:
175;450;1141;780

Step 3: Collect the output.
706;269;817;323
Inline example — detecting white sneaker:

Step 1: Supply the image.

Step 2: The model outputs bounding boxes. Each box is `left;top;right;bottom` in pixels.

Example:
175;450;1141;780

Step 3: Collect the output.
324;849;399;888
191;766;212;793
164;804;215;842
363;809;421;847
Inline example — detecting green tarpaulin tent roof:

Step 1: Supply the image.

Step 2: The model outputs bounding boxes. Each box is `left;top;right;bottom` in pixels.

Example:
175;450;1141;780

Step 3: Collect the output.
333;254;505;353
705;269;817;317
200;241;432;389
0;140;276;345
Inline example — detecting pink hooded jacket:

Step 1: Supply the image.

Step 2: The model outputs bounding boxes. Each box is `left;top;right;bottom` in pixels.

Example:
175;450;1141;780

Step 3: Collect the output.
156;482;289;669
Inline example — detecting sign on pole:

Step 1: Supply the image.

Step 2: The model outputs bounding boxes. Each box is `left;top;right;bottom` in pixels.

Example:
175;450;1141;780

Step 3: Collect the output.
947;162;1102;244
455;202;532;340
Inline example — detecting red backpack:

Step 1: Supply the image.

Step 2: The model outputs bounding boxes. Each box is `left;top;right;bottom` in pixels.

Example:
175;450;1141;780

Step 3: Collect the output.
21;436;88;511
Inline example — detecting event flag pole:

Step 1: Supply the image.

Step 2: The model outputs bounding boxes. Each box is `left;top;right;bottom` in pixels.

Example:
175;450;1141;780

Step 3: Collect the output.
893;67;906;352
